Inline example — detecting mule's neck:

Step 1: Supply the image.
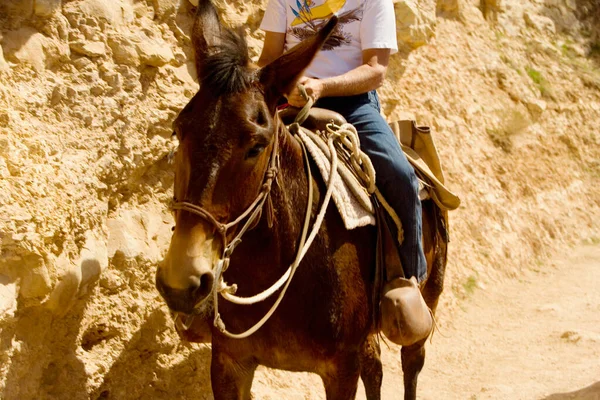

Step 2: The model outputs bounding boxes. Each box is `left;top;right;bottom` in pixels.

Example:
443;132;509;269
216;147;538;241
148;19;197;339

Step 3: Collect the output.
270;123;311;253
243;121;310;265
225;121;310;290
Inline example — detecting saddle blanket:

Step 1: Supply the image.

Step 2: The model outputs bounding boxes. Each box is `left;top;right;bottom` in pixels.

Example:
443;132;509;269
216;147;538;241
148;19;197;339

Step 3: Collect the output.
296;126;376;230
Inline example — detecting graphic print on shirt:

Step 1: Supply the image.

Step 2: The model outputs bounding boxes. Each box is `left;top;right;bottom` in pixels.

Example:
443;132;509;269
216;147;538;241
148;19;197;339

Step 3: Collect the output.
288;0;363;51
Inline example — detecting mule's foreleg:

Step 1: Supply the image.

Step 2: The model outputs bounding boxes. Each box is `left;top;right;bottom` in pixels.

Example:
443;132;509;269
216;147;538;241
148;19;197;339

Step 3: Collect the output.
359;336;382;400
401;339;426;400
320;353;361;400
211;350;257;400
400;204;448;399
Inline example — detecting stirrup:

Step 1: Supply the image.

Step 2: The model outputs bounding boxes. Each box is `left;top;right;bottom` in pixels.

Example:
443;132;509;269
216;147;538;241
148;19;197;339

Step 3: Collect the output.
380;276;433;346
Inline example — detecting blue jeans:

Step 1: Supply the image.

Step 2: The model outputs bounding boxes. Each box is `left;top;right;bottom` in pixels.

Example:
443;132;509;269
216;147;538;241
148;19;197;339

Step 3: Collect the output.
315;91;427;282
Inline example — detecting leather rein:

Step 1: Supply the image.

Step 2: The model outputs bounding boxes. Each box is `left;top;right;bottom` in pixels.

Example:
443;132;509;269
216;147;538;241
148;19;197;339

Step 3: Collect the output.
170;94;335;339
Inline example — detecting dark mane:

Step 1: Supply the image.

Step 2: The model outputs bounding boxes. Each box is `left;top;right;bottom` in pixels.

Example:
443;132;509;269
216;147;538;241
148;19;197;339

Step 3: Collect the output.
200;28;256;96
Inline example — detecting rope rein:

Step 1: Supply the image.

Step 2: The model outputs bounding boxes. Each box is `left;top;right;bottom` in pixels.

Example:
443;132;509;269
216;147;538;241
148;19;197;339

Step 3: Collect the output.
170;86;402;339
211;121;342;339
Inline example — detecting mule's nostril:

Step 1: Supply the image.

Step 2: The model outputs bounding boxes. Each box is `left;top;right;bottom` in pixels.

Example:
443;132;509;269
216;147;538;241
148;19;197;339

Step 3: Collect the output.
195;272;214;300
184;273;214;306
156;271;214;313
188;275;201;291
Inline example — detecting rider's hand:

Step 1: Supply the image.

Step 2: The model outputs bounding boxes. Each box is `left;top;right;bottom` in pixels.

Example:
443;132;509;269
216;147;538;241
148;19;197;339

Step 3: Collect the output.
286;77;324;107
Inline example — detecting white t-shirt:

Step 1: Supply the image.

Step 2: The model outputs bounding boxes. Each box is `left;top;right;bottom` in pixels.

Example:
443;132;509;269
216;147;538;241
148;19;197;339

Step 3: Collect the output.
260;0;398;79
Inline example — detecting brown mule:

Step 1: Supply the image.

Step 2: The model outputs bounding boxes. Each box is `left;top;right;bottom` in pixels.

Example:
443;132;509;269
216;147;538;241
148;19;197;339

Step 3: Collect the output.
155;2;448;399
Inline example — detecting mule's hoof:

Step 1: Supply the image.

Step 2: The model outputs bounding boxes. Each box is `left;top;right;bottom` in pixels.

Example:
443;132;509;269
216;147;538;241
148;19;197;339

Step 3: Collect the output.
380;277;432;347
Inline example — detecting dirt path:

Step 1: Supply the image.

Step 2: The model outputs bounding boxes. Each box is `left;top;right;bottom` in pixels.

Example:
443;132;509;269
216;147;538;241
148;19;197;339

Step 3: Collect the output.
253;245;600;399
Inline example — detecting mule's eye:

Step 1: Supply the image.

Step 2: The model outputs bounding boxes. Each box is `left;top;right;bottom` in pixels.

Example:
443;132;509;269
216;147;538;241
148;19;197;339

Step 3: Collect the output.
246;145;265;159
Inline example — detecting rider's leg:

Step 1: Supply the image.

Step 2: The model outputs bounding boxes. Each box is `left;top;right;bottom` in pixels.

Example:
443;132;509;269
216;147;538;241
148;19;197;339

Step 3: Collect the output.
315;92;426;282
315;92;431;346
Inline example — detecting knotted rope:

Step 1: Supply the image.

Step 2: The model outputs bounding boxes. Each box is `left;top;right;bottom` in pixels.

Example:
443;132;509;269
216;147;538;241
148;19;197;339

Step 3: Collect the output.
299;122;404;244
175;85;402;339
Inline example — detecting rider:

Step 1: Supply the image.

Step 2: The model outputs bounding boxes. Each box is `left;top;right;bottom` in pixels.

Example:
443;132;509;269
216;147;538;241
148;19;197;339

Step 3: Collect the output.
258;0;432;344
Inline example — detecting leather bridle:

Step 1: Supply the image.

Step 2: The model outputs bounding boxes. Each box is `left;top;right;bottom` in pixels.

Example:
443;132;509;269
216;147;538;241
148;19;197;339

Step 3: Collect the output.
168;96;338;339
171;122;280;265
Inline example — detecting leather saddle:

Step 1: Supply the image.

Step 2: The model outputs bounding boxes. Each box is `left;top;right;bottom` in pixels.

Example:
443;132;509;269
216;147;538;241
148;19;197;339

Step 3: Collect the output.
278;106;347;132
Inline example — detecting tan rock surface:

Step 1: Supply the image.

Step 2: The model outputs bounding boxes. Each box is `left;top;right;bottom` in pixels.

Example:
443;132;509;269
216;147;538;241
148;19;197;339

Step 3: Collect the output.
0;0;599;398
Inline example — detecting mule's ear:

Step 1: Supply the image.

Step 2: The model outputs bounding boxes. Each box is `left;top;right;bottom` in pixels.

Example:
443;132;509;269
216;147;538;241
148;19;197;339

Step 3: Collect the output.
259;16;338;108
192;0;222;77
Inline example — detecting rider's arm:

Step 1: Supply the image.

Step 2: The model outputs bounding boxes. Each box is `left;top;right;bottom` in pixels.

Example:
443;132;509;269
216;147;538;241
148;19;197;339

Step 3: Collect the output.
285;48;391;107
257;31;286;67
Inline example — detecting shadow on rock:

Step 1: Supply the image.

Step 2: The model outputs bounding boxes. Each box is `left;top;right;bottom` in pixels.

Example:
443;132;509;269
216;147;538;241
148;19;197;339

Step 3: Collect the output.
91;309;213;400
1;299;90;400
542;381;600;400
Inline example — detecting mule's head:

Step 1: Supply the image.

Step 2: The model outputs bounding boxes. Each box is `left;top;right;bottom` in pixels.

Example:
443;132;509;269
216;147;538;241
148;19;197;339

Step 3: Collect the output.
156;0;337;314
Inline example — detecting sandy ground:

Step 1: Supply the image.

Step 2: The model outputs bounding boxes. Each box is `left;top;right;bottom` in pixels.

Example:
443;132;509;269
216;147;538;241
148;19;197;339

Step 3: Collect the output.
253;245;600;399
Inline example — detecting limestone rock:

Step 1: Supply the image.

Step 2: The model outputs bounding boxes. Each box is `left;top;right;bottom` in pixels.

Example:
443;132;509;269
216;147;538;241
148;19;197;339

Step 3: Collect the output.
136;40;174;67
563;42;587;57
531;39;561;57
72;56;94;70
107;208;171;262
524;12;556;35
480;0;506;21
99;269;125;293
70;41;107;57
536;303;561;313
0;46;9;71
43;40;71;67
526;99;547;120
19;255;52;299
133;1;155;19
462;5;486;26
437;0;488;24
107;34;140;66
0;157;9;178
394;0;436;49
542;4;579;34
436;0;461;19
55;13;71;40
44;232;107;315
560;330;600;343
151;0;180;19
0;0;34;22
1;27;68;70
3;28;50;72
34;0;62;17
78;231;108;295
43;255;80;315
0;275;17;319
170;62;197;85
65;0;134;27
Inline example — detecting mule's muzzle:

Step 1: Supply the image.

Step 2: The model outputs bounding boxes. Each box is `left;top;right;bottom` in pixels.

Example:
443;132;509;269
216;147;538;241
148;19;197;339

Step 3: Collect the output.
156;272;214;314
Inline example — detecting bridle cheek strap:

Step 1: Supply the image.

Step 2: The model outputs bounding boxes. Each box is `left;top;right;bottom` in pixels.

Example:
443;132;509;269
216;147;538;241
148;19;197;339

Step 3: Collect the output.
171;123;280;261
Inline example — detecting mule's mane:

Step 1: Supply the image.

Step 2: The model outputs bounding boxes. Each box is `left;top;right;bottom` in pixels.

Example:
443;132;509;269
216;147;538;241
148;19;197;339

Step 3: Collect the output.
200;28;256;96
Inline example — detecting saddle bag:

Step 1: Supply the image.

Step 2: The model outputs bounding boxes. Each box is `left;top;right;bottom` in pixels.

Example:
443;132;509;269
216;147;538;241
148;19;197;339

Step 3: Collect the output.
390;120;461;211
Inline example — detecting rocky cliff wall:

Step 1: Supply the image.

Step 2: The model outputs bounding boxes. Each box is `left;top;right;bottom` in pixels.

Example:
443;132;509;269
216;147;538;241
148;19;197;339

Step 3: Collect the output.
0;0;599;398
